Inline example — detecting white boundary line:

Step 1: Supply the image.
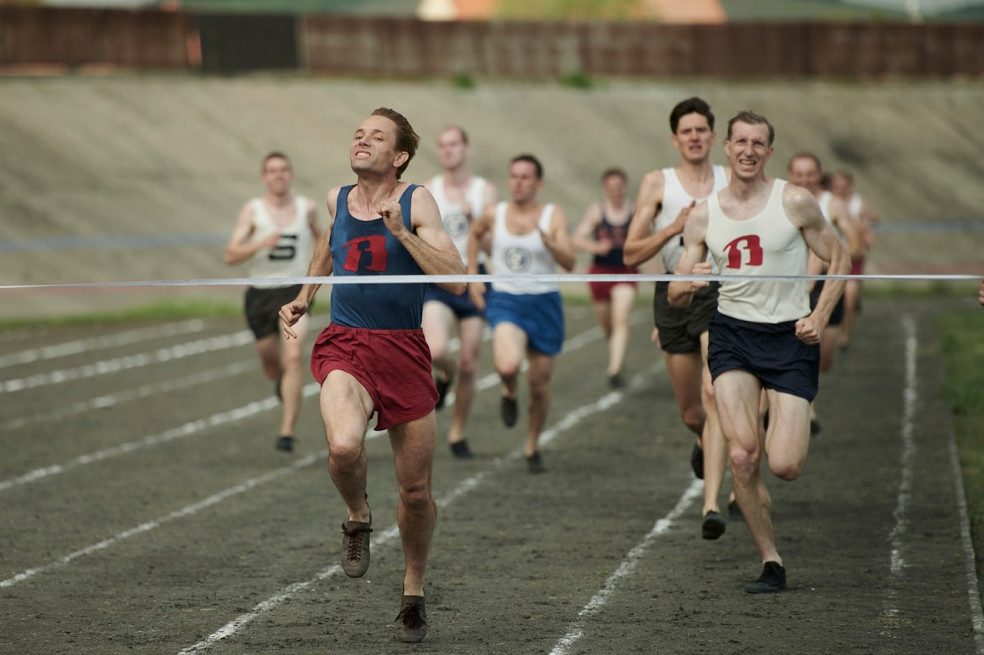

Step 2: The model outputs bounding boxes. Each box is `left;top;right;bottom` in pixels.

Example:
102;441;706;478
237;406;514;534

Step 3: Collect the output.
949;429;984;654
549;479;703;655
176;369;657;654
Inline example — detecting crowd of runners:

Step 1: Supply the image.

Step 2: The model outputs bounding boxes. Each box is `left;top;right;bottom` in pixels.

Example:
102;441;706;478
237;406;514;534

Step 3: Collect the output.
223;100;881;642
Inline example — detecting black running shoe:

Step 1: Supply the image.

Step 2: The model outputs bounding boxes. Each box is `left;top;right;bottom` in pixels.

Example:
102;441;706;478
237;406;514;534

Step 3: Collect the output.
526;451;546;473
608;372;624;389
450;440;474;459
691;442;704;479
434;374;452;411
275;435;294;452
810;419;821;436
702;510;726;540
745;561;786;593
501;395;518;428
395;595;428;643
340;516;373;578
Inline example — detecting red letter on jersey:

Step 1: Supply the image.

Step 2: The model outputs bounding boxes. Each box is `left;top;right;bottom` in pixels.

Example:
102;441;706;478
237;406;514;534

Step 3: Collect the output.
723;235;764;269
342;235;388;273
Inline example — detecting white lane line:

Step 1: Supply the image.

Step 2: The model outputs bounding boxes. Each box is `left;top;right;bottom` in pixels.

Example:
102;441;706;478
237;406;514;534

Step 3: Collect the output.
176;369;656;655
0;317;617;585
0;319;208;369
948;422;984;653
883;315;917;619
550;479;703;655
0;359;257;432
0;330;254;394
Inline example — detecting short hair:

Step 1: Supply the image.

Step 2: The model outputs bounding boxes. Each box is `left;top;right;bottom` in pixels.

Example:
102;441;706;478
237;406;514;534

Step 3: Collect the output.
726;111;775;146
439;125;469;145
600;167;627;183
511;153;543;179
262;151;291;172
787;152;822;173
832;170;854;183
669;97;715;134
371;107;420;179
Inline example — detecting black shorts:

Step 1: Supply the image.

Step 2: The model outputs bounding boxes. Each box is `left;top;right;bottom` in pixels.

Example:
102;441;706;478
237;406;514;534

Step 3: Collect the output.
652;281;719;354
244;285;305;340
810;280;845;326
708;311;820;402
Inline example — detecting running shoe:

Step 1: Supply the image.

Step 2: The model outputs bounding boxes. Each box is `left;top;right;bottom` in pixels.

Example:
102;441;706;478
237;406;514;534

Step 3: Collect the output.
745;561;786;593
340;516;373;578
501;395;518;428
702;510;726;540
450;440;474;459
691;442;704;479
395;595;428;643
526;451;546;473
275;435;294;452
608;372;624;389
434;373;453;411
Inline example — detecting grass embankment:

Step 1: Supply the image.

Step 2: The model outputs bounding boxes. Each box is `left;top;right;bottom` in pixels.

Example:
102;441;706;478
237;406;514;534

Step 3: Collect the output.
938;308;984;576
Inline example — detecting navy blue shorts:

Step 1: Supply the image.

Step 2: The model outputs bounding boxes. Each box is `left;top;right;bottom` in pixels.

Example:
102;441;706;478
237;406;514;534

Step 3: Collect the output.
708;311;820;402
486;289;565;356
423;264;487;320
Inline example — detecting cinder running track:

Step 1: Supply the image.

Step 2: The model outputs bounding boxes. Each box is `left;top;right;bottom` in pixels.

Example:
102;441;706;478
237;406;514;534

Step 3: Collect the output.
0;296;980;654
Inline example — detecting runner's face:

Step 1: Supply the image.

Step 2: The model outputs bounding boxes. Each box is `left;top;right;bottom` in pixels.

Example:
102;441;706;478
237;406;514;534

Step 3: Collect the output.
509;161;541;204
261;157;293;196
350;115;403;176
436;129;468;171
725;122;772;181
602;174;626;202
671;113;715;164
830;173;852;198
788;157;822;193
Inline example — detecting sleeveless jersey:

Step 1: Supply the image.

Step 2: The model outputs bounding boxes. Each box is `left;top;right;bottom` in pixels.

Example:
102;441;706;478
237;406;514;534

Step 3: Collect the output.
592;206;633;268
490;202;558;295
658;165;728;274
329;184;426;330
427;174;489;266
248;196;315;289
706;179;810;324
848;193;864;218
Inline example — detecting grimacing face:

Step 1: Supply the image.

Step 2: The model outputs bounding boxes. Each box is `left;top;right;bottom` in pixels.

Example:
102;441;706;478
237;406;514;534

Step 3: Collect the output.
725;121;773;181
672;112;715;164
350;115;404;176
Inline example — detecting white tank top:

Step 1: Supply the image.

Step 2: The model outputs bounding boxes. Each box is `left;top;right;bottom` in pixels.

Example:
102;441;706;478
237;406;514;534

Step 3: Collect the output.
658;165;729;274
490;202;558;295
706;179;810;323
428;174;489;266
247;196;315;289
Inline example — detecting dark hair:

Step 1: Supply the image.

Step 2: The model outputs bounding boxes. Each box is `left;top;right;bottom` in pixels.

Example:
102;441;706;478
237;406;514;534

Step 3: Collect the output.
726;110;775;146
511;153;543;179
262;151;291;172
787;152;822;173
600;167;627;183
371;107;420;179
440;125;469;145
669;97;715;134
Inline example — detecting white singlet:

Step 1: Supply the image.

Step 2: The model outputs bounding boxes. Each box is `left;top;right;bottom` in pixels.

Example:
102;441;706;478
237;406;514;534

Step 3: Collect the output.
247;196;315;289
658;165;729;274
706;179;810;324
427;175;490;266
489;202;558;295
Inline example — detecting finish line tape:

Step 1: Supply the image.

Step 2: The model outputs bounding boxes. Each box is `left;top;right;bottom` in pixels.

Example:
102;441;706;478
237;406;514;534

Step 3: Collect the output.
0;272;979;291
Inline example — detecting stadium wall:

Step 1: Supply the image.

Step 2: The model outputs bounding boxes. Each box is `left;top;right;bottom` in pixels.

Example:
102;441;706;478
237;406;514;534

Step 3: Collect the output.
1;5;982;77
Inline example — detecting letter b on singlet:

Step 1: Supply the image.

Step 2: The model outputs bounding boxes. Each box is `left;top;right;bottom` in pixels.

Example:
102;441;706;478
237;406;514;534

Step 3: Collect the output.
723;235;763;269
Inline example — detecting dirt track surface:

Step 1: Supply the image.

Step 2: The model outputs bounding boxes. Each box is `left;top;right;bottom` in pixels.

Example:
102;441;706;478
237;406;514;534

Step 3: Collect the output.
1;296;981;654
0;75;982;321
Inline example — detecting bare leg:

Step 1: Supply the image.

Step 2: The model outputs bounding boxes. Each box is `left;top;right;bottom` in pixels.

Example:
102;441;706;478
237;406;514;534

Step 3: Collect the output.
389;414;438;597
492;322;527;403
525;350;555;457
699;332;726;516
422;301;455;384
277;313;309;437
607;284;636;377
321;370;374;523
447;316;484;445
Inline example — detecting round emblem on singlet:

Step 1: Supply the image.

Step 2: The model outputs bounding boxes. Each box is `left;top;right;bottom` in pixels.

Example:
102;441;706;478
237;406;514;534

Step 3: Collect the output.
443;212;469;239
503;246;532;273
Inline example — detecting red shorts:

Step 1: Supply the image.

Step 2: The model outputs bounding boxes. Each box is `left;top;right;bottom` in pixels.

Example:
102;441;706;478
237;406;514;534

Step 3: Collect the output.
850;258;865;276
588;264;639;302
310;324;438;431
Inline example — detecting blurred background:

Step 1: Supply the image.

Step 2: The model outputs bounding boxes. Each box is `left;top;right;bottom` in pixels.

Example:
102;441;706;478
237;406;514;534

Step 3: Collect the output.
0;0;982;321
